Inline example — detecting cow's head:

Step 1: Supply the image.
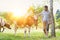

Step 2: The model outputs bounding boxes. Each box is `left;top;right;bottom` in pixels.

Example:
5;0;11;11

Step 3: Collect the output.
4;23;11;29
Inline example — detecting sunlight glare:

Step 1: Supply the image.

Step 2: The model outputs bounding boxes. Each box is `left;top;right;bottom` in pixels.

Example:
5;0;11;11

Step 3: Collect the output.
13;9;26;17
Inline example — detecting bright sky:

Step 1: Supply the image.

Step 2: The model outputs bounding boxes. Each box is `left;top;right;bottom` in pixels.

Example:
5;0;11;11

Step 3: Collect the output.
0;0;60;16
0;0;44;12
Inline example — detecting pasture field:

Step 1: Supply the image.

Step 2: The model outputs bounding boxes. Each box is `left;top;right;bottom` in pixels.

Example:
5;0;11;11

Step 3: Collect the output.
0;29;60;40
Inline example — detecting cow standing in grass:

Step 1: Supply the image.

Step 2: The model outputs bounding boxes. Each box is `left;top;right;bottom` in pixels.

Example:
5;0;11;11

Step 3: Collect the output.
0;18;11;32
14;15;38;37
24;15;38;37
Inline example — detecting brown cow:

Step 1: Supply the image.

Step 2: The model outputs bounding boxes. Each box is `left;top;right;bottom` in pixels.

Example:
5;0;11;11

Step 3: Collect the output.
14;15;38;37
0;18;11;32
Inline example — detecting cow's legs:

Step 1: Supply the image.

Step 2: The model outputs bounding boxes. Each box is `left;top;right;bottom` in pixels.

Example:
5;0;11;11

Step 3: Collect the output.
34;19;38;30
0;27;1;32
0;27;4;32
24;27;27;37
35;22;38;30
1;27;5;32
14;26;18;35
28;27;30;37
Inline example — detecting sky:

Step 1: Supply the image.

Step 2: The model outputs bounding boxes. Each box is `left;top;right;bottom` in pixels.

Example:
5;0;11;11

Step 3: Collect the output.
0;0;60;15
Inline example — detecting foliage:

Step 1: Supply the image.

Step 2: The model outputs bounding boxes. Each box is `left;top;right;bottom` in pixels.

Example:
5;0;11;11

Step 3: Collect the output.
0;12;14;25
56;9;60;19
55;9;60;29
27;6;43;27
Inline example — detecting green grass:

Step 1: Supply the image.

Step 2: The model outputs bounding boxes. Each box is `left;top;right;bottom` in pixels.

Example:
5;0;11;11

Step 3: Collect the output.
0;31;60;40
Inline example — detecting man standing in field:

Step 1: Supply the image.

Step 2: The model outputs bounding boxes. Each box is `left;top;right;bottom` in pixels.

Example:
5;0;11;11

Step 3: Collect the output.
38;5;51;37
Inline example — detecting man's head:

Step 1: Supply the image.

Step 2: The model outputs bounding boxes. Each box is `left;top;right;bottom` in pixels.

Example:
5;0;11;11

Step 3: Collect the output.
44;5;48;11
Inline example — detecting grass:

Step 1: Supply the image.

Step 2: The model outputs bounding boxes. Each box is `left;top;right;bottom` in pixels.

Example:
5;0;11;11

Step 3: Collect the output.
0;31;60;40
0;28;60;40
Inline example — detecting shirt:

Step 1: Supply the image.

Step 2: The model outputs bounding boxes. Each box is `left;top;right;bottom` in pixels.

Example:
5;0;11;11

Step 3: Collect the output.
40;10;50;22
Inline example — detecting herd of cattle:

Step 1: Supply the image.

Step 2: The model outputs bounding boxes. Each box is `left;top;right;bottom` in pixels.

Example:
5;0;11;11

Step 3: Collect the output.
0;15;39;37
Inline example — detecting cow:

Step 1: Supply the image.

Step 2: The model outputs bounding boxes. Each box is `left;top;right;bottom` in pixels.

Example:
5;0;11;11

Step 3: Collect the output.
14;15;38;37
0;18;11;32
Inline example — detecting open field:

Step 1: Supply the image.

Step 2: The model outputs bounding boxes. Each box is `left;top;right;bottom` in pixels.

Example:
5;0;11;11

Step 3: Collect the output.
0;28;60;40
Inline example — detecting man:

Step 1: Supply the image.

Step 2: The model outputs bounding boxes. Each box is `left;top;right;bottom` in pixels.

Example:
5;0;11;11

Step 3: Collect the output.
38;5;51;37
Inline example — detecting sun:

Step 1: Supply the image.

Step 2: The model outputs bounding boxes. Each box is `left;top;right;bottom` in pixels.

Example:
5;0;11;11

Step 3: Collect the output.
13;10;26;17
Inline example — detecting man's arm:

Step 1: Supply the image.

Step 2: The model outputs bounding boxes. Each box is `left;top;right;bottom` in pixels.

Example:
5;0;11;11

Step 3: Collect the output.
36;12;43;17
35;11;43;17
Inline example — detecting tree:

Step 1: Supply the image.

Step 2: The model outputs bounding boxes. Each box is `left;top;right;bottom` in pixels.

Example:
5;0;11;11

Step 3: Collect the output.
50;0;56;37
0;12;13;25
